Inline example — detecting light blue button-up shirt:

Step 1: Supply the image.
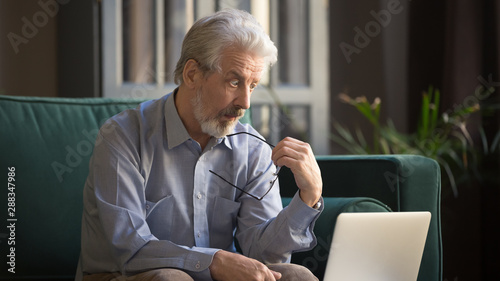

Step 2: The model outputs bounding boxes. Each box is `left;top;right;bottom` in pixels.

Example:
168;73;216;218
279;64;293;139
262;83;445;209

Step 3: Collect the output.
79;91;322;280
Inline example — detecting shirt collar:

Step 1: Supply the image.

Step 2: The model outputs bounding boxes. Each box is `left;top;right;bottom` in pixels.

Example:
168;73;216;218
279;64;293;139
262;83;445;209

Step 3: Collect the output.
220;136;233;150
165;89;192;149
164;89;237;151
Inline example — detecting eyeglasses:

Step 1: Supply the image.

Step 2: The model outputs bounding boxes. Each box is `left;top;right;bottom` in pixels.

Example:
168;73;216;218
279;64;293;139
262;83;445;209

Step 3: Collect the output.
209;132;281;201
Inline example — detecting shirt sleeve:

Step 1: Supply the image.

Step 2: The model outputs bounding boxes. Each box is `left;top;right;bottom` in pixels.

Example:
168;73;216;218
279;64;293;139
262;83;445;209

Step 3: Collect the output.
237;190;323;264
82;129;216;280
233;140;323;264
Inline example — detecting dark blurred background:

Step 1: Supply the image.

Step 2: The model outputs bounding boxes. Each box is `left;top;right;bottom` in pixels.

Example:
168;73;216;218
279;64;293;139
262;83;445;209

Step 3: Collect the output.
1;1;499;280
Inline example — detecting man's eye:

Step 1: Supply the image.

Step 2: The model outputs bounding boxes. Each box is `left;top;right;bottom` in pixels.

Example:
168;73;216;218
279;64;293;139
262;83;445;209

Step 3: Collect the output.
230;80;239;87
250;83;258;90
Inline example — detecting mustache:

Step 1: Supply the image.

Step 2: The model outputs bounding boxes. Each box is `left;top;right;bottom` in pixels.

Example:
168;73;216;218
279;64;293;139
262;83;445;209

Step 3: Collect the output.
220;106;245;119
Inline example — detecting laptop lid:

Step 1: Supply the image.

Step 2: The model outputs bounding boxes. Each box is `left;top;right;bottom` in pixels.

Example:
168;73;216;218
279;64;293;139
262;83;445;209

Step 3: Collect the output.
323;212;431;281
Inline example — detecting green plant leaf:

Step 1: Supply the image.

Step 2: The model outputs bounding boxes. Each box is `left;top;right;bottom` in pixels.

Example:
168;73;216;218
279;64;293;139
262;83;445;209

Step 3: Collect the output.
331;88;490;198
331;122;370;154
438;158;458;198
419;88;431;139
355;102;378;126
489;129;500;153
430;88;440;132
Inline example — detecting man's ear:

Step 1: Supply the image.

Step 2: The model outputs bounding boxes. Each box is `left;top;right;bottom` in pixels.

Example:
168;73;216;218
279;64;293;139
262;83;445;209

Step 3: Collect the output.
182;59;201;89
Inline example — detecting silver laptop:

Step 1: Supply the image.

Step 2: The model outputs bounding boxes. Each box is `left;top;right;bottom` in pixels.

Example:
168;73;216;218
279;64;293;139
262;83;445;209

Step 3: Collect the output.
323;212;431;281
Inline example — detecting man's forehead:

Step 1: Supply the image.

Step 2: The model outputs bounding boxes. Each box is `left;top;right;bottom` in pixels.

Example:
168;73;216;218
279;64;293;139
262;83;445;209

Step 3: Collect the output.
220;48;265;74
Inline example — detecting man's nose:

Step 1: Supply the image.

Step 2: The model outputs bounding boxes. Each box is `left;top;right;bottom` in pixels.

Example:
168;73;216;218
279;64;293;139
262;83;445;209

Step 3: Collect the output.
234;87;251;110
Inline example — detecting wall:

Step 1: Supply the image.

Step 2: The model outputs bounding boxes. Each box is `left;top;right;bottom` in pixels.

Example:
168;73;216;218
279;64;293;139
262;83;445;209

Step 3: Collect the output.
0;0;59;97
329;0;410;153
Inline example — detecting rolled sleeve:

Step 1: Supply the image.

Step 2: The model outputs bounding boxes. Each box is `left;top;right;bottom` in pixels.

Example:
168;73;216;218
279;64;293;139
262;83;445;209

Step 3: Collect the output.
283;192;323;230
237;190;323;264
125;241;220;280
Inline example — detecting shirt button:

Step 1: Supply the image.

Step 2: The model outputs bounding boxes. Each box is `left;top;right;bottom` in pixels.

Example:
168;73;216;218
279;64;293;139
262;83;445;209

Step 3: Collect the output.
197;231;201;238
195;261;201;269
197;192;202;199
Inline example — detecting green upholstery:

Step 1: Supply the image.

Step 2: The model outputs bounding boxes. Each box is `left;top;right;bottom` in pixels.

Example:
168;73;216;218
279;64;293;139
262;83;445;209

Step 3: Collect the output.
0;95;441;281
280;155;442;281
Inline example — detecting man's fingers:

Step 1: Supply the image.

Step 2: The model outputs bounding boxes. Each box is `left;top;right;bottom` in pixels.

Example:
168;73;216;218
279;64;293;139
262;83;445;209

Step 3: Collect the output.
210;250;281;281
271;137;310;167
271;269;282;280
271;137;322;207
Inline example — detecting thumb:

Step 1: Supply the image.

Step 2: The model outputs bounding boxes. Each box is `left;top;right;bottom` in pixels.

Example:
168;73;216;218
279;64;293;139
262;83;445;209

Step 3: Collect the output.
271;270;282;280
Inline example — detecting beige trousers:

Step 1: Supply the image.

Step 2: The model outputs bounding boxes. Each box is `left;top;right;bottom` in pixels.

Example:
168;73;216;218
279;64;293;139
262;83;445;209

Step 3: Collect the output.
83;263;318;281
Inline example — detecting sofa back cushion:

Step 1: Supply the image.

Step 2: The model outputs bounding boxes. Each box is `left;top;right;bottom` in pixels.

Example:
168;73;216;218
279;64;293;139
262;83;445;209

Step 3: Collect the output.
0;96;147;279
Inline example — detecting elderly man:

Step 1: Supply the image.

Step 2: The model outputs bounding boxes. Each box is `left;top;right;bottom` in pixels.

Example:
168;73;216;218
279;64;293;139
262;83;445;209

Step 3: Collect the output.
78;8;323;281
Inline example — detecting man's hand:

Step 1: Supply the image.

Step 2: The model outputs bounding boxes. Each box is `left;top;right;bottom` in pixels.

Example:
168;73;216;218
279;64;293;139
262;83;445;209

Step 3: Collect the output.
209;250;282;281
271;137;322;207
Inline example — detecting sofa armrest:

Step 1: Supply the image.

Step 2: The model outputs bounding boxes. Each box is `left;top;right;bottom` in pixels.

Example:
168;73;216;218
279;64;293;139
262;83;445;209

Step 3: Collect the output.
282;196;391;280
279;155;442;281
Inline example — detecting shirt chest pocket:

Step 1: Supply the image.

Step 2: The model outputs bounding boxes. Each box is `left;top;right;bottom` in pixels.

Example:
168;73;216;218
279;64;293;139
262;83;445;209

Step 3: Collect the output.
145;195;174;240
209;196;241;250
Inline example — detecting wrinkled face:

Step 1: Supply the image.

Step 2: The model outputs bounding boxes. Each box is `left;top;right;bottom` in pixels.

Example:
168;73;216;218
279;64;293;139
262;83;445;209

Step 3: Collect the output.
191;47;265;138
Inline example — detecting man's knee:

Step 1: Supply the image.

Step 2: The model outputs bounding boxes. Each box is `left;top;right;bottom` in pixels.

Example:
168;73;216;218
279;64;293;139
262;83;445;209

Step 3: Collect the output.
128;269;194;281
267;263;318;281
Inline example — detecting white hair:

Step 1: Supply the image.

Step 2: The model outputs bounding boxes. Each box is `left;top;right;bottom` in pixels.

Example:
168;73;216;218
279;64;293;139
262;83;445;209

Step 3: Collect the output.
173;9;278;85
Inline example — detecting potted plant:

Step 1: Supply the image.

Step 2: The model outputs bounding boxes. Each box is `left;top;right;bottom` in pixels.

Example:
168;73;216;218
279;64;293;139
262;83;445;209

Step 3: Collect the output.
331;86;498;197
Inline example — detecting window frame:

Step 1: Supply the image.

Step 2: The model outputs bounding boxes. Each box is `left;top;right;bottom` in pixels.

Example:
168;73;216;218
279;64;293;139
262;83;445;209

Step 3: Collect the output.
101;0;330;154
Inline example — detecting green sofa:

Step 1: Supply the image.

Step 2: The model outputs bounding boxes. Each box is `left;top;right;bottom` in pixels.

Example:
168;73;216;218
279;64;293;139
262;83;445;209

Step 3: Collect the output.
0;95;442;280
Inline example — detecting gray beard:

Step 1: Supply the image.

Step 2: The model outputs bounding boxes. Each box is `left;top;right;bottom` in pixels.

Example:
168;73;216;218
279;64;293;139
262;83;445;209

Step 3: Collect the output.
191;89;244;138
